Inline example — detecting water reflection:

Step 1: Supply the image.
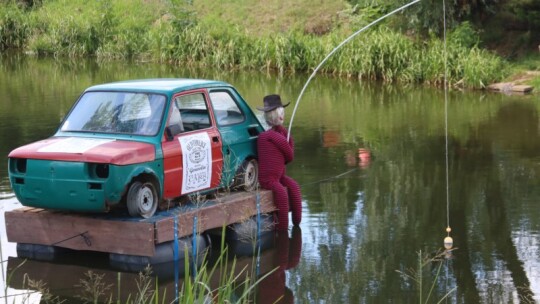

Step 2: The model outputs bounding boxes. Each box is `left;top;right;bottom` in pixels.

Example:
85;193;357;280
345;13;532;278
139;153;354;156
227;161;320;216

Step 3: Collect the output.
1;55;540;302
256;227;302;304
454;102;540;303
5;227;303;303
287;98;540;302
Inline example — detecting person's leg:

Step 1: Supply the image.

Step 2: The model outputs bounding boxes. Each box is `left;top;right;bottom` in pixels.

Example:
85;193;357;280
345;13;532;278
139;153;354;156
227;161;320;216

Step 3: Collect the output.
262;180;290;231
280;175;302;226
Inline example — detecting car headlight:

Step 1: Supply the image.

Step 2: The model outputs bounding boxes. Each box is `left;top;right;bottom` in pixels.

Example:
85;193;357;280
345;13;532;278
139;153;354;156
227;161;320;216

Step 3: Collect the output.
89;163;109;179
10;158;27;174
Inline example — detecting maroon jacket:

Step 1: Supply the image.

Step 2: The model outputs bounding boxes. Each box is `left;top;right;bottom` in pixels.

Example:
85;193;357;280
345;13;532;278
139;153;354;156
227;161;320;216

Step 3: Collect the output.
257;125;294;183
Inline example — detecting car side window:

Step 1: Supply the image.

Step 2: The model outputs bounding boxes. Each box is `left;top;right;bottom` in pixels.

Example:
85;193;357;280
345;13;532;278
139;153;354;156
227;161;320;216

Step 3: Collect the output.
209;91;245;126
174;93;212;132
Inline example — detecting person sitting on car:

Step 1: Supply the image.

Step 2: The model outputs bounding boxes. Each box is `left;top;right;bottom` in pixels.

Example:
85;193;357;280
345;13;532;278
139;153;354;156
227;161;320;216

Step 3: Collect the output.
257;94;302;231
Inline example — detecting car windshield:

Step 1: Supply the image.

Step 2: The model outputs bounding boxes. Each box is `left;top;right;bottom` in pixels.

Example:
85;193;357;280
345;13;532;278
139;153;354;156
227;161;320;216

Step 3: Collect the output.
60;91;166;136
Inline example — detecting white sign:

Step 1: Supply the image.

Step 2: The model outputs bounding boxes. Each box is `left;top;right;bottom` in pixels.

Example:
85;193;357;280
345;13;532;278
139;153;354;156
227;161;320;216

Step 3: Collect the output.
38;137;114;154
179;133;212;194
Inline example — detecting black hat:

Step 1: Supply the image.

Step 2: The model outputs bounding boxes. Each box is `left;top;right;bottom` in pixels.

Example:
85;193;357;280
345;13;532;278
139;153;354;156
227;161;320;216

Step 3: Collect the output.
257;94;290;112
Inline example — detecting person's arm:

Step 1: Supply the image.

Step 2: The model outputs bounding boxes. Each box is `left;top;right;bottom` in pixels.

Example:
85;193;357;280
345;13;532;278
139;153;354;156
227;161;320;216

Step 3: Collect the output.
270;130;294;163
274;125;294;150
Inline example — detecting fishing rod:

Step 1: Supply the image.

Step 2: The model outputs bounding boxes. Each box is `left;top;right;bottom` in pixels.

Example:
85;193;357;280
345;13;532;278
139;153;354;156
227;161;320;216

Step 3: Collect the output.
287;0;421;140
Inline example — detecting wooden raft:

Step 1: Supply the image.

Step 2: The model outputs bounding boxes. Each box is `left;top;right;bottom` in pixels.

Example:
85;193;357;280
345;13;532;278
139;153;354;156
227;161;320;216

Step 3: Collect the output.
5;190;275;257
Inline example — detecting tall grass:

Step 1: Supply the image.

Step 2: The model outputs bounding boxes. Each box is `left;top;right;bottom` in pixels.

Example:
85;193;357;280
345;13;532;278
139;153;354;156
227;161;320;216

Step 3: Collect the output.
0;2;29;50
0;0;507;88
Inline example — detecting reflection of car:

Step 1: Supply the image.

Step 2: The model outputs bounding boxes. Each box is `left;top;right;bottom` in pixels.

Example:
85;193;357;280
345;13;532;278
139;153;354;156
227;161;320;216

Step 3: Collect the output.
8;79;264;218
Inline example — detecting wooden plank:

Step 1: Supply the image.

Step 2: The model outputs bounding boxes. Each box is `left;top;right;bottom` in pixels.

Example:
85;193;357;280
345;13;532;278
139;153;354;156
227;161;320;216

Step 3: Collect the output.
487;82;533;93
5;190;276;256
5;210;155;256
511;85;533;93
155;190;276;243
26;207;43;213
487;82;511;91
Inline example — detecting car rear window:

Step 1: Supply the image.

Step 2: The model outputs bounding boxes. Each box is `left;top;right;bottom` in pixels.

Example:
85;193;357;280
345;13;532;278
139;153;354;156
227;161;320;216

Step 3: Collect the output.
209;91;245;126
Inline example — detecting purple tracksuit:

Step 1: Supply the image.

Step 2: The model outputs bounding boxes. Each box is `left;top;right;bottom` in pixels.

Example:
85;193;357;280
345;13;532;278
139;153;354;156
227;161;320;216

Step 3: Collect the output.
257;125;302;230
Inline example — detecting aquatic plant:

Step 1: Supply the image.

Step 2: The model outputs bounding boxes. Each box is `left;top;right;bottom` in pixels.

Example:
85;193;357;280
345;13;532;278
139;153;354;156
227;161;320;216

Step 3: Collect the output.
176;227;276;304
76;271;113;304
396;250;456;304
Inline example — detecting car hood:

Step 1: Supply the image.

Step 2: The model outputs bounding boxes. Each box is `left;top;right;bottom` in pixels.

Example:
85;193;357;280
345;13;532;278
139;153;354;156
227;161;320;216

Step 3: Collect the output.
8;137;156;165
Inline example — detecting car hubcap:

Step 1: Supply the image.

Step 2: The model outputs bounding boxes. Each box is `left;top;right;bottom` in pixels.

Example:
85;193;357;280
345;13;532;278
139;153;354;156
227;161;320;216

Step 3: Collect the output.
246;163;255;184
138;186;154;213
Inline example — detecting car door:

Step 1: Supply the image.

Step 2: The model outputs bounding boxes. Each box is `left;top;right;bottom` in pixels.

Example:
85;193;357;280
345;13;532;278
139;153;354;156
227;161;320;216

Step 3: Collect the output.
161;90;223;199
208;88;263;187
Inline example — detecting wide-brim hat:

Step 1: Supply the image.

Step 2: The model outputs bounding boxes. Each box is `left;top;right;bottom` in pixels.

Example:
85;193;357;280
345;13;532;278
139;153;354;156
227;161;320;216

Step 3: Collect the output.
257;94;290;112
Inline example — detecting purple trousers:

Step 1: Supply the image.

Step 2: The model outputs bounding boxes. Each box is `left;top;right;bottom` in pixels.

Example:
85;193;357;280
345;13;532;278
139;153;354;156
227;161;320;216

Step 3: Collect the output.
260;175;302;231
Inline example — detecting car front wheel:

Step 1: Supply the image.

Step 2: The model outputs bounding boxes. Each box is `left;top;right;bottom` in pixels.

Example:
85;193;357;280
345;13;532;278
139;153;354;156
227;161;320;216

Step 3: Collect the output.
126;180;158;218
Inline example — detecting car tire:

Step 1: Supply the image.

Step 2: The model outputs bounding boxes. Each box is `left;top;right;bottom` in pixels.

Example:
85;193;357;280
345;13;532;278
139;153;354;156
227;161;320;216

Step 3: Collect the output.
126;180;158;218
234;159;259;191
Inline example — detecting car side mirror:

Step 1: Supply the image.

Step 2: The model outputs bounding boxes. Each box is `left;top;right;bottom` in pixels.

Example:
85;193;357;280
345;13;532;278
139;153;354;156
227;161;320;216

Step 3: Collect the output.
165;124;183;141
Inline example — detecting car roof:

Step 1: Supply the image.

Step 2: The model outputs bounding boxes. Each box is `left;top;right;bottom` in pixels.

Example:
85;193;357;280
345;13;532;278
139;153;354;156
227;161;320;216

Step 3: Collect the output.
85;78;230;94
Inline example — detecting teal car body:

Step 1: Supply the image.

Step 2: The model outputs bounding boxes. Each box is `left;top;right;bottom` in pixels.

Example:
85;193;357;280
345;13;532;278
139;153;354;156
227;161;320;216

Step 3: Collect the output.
8;79;264;218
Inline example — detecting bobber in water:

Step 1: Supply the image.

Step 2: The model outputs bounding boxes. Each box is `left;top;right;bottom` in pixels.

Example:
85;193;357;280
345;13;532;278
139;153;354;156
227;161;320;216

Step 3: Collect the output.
444;227;453;249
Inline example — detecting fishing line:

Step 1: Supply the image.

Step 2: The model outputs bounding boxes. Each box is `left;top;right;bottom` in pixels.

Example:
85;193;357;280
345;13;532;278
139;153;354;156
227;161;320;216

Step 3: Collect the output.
443;0;454;252
287;0;421;141
300;168;360;187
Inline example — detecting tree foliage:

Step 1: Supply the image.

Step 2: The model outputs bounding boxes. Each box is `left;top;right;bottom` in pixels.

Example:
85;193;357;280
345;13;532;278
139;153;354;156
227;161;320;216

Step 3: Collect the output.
346;0;539;54
345;0;536;34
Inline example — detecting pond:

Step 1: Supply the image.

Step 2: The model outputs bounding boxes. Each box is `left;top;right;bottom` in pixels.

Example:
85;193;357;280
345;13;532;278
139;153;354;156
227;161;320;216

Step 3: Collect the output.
1;54;540;303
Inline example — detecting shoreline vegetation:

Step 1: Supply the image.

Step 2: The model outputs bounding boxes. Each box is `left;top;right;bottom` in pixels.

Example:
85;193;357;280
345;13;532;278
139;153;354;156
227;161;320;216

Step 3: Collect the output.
0;0;538;90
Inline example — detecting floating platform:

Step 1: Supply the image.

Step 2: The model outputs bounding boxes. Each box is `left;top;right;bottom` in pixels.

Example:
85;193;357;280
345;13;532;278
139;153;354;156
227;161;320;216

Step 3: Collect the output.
5;190;276;258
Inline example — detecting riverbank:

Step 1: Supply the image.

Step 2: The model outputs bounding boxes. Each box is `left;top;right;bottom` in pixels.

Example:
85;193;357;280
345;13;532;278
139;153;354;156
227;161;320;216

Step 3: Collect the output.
507;56;540;93
1;0;538;91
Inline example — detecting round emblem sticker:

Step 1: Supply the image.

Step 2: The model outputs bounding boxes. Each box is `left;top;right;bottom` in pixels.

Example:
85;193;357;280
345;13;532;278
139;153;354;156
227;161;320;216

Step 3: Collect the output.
190;147;205;163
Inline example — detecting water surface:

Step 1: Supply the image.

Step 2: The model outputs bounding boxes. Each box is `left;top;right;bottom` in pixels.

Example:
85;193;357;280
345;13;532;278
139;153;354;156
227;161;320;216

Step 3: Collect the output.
1;55;540;303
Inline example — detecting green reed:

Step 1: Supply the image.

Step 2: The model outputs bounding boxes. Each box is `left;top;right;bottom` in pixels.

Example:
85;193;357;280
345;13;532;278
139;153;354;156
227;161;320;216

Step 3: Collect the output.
0;0;507;88
0;2;29;51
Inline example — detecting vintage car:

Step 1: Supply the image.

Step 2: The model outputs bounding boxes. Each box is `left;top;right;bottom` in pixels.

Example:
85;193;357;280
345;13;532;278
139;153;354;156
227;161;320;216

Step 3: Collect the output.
8;79;264;218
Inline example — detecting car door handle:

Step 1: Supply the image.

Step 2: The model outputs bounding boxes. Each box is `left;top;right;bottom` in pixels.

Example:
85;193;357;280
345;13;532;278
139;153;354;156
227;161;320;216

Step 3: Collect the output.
247;124;260;137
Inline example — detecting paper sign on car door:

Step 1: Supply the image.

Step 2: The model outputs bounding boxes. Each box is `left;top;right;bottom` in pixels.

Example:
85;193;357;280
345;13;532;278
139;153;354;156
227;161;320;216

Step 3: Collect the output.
179;133;212;194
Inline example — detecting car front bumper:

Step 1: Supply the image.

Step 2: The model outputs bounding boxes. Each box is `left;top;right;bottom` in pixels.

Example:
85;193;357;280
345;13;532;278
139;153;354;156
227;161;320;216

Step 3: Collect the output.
8;159;126;212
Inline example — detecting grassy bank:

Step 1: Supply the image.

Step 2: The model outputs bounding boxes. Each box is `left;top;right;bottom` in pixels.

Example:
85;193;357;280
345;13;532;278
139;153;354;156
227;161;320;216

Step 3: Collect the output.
0;0;522;89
